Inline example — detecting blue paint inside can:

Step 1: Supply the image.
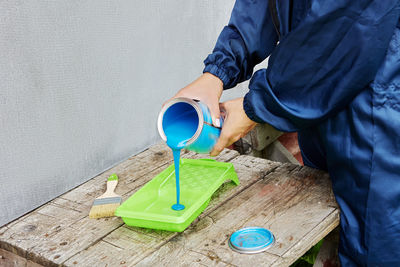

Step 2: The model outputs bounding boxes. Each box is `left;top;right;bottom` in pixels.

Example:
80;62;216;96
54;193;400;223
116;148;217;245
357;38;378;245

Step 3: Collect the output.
163;102;199;211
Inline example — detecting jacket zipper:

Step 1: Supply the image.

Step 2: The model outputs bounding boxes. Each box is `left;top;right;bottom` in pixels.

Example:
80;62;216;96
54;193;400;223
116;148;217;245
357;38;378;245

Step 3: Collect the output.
268;0;281;39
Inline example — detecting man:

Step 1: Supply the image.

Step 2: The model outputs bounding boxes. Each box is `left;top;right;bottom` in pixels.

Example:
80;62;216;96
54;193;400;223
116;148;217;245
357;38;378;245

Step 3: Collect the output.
172;0;400;265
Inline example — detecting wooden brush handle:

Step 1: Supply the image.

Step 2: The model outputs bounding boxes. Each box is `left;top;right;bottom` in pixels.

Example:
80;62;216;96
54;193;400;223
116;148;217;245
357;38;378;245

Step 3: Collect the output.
105;174;118;196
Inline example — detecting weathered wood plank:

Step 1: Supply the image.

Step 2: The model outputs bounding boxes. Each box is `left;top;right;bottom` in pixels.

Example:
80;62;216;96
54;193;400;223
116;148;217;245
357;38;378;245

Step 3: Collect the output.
201;155;280;217
271;211;340;267
135;237;241;267
1;247;30;267
0;143;192;266
136;216;281;267
0;248;44;267
0;143;339;267
0;207;123;266
132;157;283;266
63;149;241;267
60;144;177;206
135;164;338;266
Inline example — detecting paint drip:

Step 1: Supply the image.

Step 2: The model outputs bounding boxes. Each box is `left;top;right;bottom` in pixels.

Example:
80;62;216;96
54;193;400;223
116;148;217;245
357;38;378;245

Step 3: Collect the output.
164;110;198;211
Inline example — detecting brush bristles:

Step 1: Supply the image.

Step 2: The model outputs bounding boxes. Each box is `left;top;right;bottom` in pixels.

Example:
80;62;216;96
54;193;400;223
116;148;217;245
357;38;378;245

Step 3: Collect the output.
89;203;120;219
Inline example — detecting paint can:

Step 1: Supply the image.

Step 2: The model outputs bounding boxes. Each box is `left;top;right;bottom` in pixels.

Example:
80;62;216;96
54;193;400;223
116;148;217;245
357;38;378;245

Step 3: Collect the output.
228;227;275;254
157;97;222;153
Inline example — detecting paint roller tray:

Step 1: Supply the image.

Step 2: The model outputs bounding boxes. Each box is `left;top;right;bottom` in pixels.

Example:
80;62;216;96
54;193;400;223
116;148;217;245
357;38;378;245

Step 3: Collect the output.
115;158;239;232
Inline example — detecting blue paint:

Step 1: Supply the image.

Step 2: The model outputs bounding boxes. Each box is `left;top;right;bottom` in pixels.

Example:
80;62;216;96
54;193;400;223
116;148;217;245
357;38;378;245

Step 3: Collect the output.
163;102;199;211
229;227;274;252
159;99;223;211
170;149;185;211
158;98;223;154
163;102;199;150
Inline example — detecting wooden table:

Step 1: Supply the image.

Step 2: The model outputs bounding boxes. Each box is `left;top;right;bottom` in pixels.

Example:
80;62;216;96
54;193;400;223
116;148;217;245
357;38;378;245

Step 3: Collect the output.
0;144;339;267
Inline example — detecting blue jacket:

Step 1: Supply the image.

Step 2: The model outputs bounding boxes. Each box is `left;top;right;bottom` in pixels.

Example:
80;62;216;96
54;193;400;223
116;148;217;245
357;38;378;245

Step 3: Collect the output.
204;1;400;266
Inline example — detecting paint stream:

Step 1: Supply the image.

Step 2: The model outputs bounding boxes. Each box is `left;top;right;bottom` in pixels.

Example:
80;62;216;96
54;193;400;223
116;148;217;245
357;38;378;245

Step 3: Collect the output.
171;149;185;210
164;111;198;211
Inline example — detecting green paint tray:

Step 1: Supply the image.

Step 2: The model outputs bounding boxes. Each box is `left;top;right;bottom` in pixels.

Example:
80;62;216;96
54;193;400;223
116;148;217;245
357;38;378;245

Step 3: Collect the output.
115;158;239;232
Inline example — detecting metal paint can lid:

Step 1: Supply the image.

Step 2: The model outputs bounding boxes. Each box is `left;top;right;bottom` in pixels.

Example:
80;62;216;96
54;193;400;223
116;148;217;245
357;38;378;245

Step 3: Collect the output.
228;227;275;254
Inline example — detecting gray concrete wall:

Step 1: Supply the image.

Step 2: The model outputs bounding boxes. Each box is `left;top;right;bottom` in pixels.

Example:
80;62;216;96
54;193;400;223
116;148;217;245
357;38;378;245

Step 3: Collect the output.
0;0;253;226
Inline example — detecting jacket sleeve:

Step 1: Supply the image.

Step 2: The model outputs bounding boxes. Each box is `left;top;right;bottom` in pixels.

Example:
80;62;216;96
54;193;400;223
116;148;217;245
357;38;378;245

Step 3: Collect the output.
203;0;279;89
243;0;400;132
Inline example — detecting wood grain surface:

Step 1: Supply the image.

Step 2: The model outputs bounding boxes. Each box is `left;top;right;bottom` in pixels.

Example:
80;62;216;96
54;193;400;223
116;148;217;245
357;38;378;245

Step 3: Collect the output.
0;143;339;267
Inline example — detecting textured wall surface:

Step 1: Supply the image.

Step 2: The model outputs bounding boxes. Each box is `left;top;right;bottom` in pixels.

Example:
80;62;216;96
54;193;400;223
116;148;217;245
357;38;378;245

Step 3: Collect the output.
0;0;261;226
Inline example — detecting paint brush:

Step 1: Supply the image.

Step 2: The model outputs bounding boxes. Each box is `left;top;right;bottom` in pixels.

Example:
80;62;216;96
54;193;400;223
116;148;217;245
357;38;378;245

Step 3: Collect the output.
89;174;122;219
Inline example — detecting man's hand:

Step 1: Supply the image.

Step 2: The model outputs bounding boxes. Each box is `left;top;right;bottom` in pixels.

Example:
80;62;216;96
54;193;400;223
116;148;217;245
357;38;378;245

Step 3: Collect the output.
169;73;223;127
210;97;257;156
